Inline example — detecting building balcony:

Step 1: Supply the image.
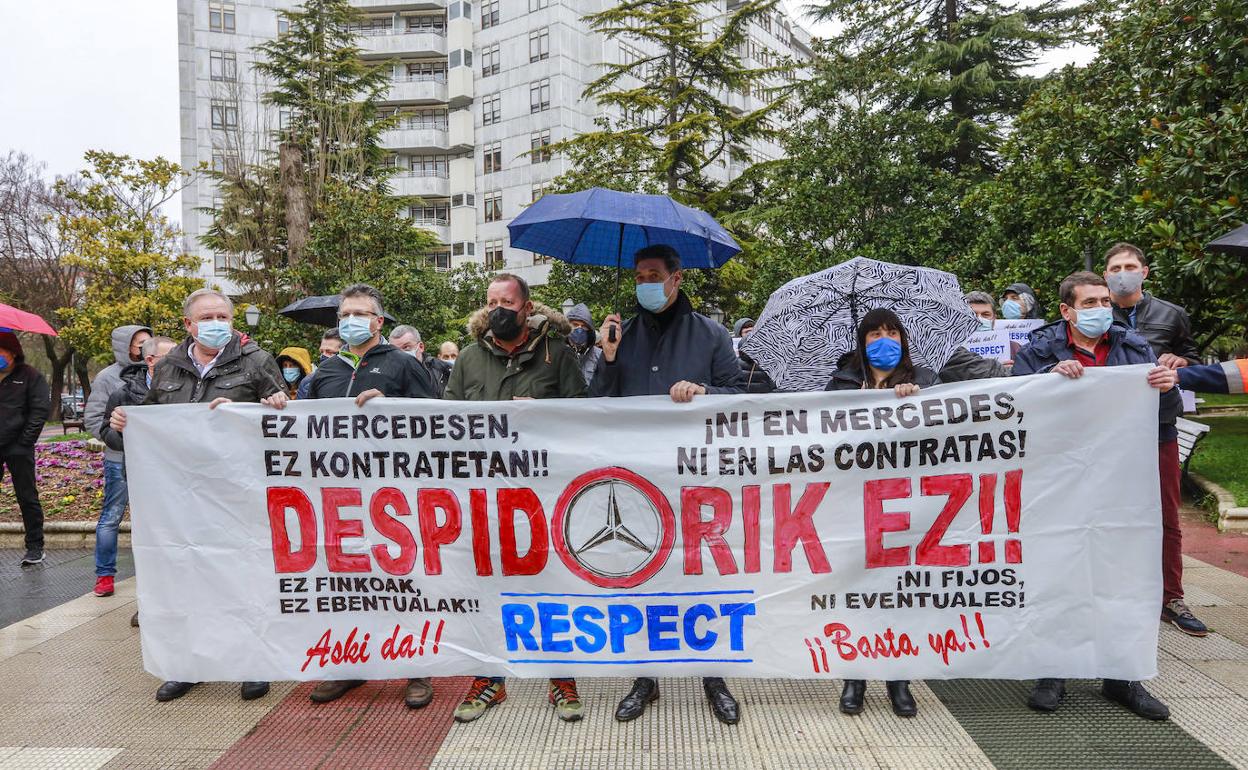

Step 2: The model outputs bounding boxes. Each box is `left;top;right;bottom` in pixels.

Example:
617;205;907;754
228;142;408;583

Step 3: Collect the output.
353;0;446;11
359;28;448;58
409;218;450;243
380;123;450;151
382;75;448;105
390;171;450;198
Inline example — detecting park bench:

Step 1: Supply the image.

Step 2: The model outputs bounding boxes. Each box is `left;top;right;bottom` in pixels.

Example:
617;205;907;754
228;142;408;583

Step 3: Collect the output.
1175;416;1211;476
60;395;85;435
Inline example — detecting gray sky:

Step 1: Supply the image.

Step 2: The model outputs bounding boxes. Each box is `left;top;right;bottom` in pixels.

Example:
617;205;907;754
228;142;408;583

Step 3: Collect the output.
0;1;1090;223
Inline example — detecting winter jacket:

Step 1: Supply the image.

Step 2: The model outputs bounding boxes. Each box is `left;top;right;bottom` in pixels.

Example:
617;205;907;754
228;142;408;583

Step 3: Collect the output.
444;302;587;401
0;342;50;456
590;292;743;397
1178;359;1247;395
276;346;313;398
825;351;939;391
565;303;603;386
100;365;151;452
144;332;283;405
305;341;437;400
1111;292;1200;365
424;355;452;396
738;350;775;394
1012;320;1181;443
84;324;151;463
939;347;1008;383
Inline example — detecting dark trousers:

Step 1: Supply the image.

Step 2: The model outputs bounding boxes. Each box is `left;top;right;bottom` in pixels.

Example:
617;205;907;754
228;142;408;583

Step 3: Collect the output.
1;453;44;549
1159;439;1183;604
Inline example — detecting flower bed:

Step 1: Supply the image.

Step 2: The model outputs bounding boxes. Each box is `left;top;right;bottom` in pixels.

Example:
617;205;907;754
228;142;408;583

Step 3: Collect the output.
0;440;107;522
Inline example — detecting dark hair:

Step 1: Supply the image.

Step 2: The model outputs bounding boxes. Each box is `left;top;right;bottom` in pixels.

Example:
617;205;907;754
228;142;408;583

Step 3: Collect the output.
490;272;531;302
634;244;681;274
844;308;917;388
1059;271;1109;306
321;328;341;341
340;283;384;315
1104;242;1148;268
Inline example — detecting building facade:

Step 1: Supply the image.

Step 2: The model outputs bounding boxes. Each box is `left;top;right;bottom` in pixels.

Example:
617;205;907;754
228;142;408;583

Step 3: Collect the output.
177;0;813;290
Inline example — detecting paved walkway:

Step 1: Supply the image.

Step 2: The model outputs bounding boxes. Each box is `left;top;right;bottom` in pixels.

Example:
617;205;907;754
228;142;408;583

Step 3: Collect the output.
1;532;1247;767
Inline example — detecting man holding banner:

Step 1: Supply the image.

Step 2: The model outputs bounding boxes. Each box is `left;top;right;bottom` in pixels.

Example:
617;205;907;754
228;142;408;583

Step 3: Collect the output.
1012;270;1181;720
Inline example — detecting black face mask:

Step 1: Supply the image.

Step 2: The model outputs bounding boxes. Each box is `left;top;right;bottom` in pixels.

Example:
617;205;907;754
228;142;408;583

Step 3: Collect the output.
489;306;524;341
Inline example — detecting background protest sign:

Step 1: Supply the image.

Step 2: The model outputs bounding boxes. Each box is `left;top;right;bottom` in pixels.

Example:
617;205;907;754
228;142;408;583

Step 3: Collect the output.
995;319;1045;347
125;366;1161;682
963;330;1012;363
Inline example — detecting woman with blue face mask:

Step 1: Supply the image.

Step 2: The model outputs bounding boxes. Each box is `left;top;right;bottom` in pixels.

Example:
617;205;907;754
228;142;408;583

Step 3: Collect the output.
825;308;939;719
275;347;313;398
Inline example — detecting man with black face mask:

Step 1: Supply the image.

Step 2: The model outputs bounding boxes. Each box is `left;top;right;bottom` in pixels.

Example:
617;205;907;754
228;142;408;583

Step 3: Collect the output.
564;303;602;386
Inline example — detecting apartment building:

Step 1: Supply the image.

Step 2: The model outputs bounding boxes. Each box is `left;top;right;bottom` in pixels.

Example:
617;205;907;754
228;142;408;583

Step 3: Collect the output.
177;0;814;291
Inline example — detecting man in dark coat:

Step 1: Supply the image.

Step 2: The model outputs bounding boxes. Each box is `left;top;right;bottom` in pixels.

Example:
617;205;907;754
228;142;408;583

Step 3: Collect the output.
1013;271;1184;721
1104;242;1201;368
390;324;451;396
0;331;50;566
591;244;745;726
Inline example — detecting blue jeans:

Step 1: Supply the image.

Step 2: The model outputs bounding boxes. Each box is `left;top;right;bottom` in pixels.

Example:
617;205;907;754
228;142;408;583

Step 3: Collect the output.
95;459;128;577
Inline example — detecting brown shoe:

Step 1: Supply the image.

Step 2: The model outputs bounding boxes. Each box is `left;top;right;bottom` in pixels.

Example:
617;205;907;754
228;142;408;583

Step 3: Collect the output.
405;677;434;709
309;679;366;703
130;612;140;628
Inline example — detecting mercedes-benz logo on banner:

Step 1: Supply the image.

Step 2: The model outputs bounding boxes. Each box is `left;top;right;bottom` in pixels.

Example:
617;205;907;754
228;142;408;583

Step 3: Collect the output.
552;467;676;588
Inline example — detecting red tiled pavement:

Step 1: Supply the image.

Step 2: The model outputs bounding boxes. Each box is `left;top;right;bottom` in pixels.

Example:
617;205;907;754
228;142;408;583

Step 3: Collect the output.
210;677;470;770
1180;504;1248;578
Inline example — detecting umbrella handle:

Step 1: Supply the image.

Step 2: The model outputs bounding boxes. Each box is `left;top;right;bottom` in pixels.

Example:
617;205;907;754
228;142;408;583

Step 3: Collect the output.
610;220;624;343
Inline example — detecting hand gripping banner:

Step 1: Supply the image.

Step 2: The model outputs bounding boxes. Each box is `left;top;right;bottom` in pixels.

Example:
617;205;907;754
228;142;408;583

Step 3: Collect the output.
125;366;1162;682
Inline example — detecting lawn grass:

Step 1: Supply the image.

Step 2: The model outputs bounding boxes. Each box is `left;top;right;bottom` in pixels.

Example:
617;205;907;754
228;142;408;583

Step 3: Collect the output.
1199;393;1248;408
1189;415;1248;506
41;431;92;443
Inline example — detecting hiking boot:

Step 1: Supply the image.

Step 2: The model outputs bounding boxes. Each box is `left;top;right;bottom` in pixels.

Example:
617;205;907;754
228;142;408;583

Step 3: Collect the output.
454;677;506;723
93;576;114;597
20;548;44;566
309;679;365;703
1162;599;1208;637
549;678;583;722
1028;678;1066;712
1102;680;1169;720
404;677;433;709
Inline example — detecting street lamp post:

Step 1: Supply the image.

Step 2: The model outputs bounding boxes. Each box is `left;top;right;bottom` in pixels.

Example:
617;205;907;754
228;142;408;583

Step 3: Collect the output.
704;304;725;326
561;298;574;316
244;304;261;328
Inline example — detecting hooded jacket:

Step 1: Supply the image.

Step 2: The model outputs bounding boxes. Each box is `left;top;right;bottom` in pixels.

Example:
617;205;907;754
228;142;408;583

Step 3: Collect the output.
1111;292;1200;365
85;324;151;463
825;349;940;391
444;302;586;401
0;332;50;456
1012;319;1181;442
305;340;437;400
1001;282;1045;320
99;364;151;452
565;303;603;386
590;292;743;398
144;332;283;405
276;346;313;397
939;347;1008;382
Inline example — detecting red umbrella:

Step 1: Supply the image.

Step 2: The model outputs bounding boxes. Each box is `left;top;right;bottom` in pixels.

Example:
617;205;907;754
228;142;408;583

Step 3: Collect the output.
0;302;58;336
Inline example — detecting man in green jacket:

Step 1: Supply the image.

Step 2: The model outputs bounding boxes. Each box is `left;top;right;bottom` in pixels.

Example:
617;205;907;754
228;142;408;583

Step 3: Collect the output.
443;272;586;724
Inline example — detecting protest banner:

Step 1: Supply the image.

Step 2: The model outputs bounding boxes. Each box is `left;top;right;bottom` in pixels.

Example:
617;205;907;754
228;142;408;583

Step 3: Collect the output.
125;366;1162;683
962;330;1012;363
995;319;1045;347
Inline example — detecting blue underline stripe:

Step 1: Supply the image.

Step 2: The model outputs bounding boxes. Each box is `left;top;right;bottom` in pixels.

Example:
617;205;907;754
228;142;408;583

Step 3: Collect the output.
509;658;754;665
498;590;756;598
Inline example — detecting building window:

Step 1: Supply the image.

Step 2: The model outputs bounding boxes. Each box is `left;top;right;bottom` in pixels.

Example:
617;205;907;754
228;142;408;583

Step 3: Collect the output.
429;251;451;272
531;184;549;203
452;241;476;256
481;44;500;77
209;50;237;81
407;155;450;176
214;251;244;273
529;79;550;113
406;61;448;81
278;109;292;129
482;93;501;126
277;16;289;35
529;0;548;9
396;107;448;129
210;150;239;174
533;253;551;265
452;192;476;207
412;202;450;224
483;142;502;174
483;193;502;222
448;49;473;68
406;15;447;34
209;2;235;33
529;28;549;62
619;42;642;67
530;130;552;163
485;239;505;270
481;0;499;28
449;1;472;20
210;100;239;130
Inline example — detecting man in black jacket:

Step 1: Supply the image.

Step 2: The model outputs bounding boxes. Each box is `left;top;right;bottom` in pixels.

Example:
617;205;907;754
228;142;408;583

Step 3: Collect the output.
0;331;50;566
390;324;450;396
1104;242;1201;368
303;284;438;710
591;245;745;726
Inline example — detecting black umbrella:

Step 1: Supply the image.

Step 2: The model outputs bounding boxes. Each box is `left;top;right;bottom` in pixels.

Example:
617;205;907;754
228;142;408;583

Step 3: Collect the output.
278;295;397;327
1208;223;1248;258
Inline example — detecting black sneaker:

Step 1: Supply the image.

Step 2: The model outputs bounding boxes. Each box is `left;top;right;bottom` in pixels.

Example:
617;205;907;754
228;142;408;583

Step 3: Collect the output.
1102;680;1169;721
1027;678;1066;712
1161;599;1208;637
20;548;44;566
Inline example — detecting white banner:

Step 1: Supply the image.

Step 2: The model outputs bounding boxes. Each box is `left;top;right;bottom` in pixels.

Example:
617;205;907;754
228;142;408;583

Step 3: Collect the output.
126;367;1162;682
995;319;1044;347
963;330;1012;363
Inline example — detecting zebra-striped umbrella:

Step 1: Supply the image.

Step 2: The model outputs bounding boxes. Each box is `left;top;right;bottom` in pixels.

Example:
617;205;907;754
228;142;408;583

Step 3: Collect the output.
740;257;980;392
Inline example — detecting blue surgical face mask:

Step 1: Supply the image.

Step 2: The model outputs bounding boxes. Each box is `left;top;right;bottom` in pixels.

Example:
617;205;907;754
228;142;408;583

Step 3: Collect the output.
0;353;11;372
978;317;994;332
1073;306;1113;338
282;367;301;383
636;280;670;312
194;320;232;350
338;315;373;346
569;327;589;347
1001;299;1023;319
865;337;903;370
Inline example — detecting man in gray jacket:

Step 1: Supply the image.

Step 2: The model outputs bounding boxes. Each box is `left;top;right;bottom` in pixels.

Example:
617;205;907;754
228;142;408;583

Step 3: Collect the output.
84;324;151;597
565;303;602;386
